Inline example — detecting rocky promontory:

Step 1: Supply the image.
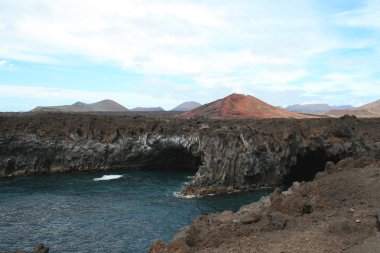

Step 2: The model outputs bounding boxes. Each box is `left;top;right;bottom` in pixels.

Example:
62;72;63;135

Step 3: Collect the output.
150;156;380;253
0;113;380;196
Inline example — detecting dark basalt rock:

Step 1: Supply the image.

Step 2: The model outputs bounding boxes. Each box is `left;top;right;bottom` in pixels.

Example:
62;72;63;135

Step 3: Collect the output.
0;113;380;196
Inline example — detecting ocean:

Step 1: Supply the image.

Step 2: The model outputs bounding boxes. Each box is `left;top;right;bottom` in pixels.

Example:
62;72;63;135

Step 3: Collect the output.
0;170;270;253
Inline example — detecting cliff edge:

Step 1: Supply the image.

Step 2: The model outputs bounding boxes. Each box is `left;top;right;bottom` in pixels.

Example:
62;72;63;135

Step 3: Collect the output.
0;114;379;196
150;157;380;253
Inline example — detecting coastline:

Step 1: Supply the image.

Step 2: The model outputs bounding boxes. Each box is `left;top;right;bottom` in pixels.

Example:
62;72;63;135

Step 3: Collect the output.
1;113;380;252
150;156;380;253
1;113;380;196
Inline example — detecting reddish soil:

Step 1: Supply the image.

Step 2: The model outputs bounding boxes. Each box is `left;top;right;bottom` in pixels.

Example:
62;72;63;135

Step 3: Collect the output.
181;93;308;119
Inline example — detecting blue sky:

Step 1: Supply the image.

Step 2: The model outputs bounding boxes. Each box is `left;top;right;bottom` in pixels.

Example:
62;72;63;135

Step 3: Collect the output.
0;0;380;111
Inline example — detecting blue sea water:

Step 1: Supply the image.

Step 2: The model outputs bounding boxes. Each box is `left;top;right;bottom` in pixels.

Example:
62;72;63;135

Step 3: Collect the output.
0;170;271;253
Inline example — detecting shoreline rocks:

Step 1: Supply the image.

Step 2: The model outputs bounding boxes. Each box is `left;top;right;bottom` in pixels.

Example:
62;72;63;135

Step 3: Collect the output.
150;157;380;253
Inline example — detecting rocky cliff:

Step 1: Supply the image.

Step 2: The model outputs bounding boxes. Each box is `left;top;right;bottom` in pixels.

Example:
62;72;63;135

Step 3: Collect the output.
1;113;380;195
150;157;380;253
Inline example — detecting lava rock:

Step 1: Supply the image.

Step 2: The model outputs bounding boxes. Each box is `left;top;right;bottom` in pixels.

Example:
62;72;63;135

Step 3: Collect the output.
0;114;379;197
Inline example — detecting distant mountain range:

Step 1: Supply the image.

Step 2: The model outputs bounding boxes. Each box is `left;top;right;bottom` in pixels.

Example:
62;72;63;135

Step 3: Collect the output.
29;97;380;118
325;99;380;118
130;107;165;112
181;93;308;119
171;101;201;111
30;100;201;113
31;99;128;112
285;101;380;118
286;104;354;113
129;102;202;112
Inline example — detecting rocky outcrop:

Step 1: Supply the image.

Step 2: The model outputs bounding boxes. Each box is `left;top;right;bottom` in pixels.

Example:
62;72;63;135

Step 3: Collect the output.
0;113;204;177
150;157;380;253
181;116;380;195
1;113;380;196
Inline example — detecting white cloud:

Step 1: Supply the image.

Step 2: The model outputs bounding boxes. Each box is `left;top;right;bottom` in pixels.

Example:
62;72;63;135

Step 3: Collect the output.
0;0;379;109
334;0;380;29
293;76;380;102
0;0;226;67
0;0;331;74
196;67;307;91
0;84;184;110
0;59;15;69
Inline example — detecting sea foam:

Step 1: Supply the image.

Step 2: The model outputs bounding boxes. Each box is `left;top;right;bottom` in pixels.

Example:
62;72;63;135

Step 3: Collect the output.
93;175;123;181
173;191;197;199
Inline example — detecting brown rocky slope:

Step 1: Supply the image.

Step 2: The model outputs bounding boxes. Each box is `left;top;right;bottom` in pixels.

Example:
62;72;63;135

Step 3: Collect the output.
150;156;380;253
181;93;308;119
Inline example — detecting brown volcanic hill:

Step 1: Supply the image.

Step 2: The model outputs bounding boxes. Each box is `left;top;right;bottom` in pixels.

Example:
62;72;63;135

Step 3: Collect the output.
181;93;308;119
326;99;380;118
31;99;128;112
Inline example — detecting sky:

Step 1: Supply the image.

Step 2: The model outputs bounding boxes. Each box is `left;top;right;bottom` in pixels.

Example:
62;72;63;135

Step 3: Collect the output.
0;0;380;111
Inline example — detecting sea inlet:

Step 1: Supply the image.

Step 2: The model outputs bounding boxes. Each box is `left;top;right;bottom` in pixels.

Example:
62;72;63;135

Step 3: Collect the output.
0;170;270;253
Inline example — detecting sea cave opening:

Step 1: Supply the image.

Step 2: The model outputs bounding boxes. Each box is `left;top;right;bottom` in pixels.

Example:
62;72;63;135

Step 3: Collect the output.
138;146;202;172
282;148;340;186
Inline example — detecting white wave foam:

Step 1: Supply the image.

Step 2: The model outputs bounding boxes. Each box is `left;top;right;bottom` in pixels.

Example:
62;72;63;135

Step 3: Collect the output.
173;191;197;199
93;175;123;181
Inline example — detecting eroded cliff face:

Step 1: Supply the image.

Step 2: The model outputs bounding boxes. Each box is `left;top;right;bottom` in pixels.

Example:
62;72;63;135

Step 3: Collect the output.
182;116;380;195
1;113;379;195
0;113;203;176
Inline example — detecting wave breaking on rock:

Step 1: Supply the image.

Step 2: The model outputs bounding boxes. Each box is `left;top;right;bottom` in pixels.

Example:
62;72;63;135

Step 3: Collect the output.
93;175;123;181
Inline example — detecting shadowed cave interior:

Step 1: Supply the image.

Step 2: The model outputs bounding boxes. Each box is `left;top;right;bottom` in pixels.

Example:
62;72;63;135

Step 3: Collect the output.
138;146;202;172
282;148;341;186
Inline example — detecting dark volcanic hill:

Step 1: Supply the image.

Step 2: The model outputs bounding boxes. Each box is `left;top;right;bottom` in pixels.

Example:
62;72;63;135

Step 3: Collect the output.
171;101;202;111
326;99;380;118
181;93;308;119
31;99;128;112
130;107;165;112
286;104;354;114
